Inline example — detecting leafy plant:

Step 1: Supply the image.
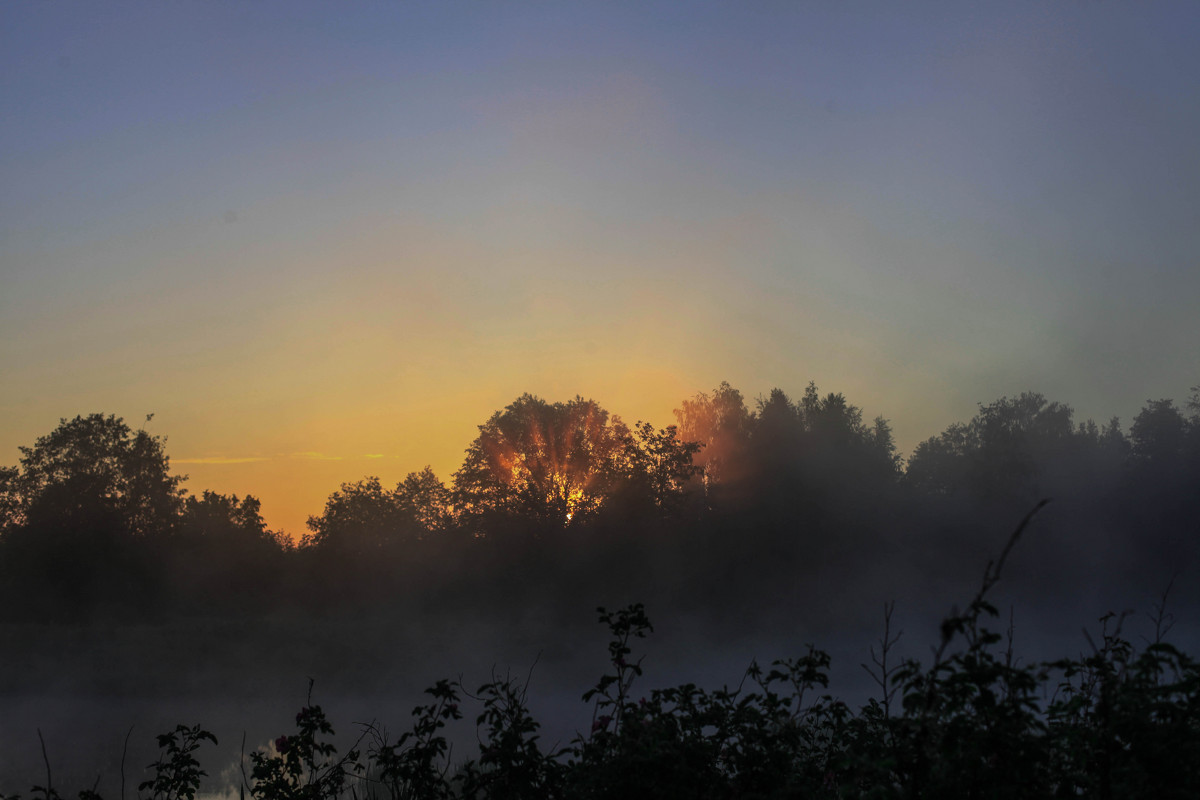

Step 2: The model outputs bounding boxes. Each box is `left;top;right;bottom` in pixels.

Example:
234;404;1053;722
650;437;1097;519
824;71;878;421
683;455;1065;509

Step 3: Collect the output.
247;701;363;800
138;724;217;800
369;678;462;800
7;503;1200;799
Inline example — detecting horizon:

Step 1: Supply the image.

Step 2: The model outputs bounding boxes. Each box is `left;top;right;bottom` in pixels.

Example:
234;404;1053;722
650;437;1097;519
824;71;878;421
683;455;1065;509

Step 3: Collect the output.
3;379;1190;539
4;2;1199;535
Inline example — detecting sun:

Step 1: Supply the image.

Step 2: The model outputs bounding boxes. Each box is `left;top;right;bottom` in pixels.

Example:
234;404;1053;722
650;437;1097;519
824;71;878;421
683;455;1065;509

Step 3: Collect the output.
454;394;650;526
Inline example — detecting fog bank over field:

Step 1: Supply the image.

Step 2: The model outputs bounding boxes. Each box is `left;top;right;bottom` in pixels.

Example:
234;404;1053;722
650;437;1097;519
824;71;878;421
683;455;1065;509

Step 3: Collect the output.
2;382;1198;790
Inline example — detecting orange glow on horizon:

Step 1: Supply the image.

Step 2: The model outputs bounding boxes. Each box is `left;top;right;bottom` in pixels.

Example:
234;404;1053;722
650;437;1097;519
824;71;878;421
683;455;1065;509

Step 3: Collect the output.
155;372;695;540
475;399;611;524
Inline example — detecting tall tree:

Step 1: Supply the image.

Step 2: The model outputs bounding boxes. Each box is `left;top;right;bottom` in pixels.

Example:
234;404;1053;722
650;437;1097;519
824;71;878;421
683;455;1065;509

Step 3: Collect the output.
0;414;185;617
305;469;450;553
793;382;900;485
611;421;703;516
2;413;185;538
169;491;287;612
453;395;632;527
0;465;19;533
396;466;454;533
673;381;753;488
906;392;1122;505
179;490;280;549
905;423;973;498
1130;399;1187;466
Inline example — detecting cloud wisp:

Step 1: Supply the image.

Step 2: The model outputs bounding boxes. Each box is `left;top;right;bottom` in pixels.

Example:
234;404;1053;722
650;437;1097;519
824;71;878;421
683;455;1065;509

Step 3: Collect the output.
287;452;346;461
172;456;269;465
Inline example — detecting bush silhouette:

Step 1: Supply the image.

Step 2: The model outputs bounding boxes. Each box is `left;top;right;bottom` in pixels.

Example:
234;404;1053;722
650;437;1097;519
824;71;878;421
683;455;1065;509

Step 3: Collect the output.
6;504;1199;799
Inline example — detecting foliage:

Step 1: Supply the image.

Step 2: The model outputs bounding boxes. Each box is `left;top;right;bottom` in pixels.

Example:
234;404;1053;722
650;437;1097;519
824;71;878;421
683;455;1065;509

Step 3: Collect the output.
451;394;701;530
4;387;1200;794
673;381;754;488
369;679;462;800
10;503;1200;798
457;669;560;800
1;382;1198;627
453;395;632;528
139;725;217;800
907;392;1073;503
1;413;185;537
1130;399;1187;464
609;423;703;517
303;468;451;553
179;491;275;546
247;702;363;800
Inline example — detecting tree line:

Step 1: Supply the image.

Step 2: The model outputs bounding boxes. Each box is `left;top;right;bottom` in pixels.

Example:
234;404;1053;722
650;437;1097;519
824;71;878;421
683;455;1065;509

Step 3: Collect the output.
1;382;1197;622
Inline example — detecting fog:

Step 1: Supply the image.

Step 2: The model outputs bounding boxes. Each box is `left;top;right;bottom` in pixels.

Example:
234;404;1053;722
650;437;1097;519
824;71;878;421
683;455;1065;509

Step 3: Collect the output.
2;386;1198;792
4;508;1195;791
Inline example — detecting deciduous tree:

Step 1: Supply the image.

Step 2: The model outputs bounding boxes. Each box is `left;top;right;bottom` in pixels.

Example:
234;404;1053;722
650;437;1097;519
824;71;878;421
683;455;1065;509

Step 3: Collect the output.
453;395;631;528
2;413;185;539
305;469;451;553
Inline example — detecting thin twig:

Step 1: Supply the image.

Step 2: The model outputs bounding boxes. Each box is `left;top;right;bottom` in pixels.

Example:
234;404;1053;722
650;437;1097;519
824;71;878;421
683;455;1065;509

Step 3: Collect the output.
908;499;1050;800
120;725;134;800
983;498;1050;594
523;650;542;698
37;729;52;796
239;730;251;798
861;600;903;718
1146;573;1178;645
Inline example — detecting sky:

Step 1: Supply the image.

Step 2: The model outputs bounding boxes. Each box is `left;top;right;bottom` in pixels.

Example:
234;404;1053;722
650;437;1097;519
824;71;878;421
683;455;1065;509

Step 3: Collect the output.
3;1;1198;537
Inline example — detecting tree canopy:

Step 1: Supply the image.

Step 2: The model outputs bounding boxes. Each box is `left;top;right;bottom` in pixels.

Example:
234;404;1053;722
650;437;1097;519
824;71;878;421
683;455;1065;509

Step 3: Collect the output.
452;394;700;529
1;383;1198;622
1;413;185;538
905;392;1130;504
304;467;452;553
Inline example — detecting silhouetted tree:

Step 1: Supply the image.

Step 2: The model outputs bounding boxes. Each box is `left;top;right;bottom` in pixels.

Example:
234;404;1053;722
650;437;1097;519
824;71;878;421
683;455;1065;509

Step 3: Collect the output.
738;383;898;501
752;388;804;458
1187;384;1200;468
453;395;632;529
673;382;753;490
179;490;282;549
397;466;454;532
2;413;185;538
608;421;703;517
906;392;1102;506
905;422;972;498
971;392;1076;501
1123;395;1200;542
0;464;18;533
169;491;287;612
0;414;184;618
1130;399;1187;466
798;382;900;482
304;468;451;554
305;476;406;552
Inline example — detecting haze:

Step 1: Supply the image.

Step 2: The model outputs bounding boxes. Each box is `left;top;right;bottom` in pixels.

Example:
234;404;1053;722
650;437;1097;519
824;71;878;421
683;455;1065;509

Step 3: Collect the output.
3;1;1198;536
